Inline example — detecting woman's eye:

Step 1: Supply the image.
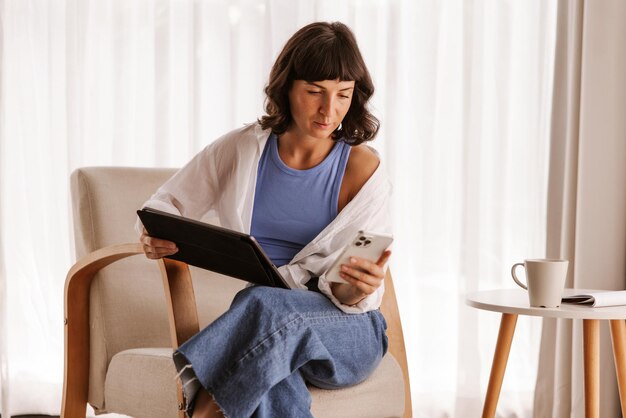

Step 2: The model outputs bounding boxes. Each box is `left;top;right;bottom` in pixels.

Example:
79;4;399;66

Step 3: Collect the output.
307;91;322;95
339;95;350;99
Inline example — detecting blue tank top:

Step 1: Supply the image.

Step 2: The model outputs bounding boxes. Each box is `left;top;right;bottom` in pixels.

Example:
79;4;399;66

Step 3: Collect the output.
250;134;351;267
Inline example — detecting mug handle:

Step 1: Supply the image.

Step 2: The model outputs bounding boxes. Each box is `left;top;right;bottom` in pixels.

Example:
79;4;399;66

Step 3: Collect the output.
511;262;528;290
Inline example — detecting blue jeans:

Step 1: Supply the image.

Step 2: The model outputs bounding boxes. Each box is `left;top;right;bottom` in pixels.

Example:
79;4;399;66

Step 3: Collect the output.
173;285;388;418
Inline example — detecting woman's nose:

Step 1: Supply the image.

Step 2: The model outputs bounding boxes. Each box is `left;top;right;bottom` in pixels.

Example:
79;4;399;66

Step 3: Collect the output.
319;96;334;116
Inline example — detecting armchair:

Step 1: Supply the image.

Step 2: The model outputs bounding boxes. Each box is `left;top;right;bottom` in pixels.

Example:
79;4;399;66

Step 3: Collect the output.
61;166;412;417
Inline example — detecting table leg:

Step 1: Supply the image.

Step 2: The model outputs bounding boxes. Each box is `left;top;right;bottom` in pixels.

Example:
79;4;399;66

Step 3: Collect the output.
482;313;518;418
610;319;626;417
583;319;600;418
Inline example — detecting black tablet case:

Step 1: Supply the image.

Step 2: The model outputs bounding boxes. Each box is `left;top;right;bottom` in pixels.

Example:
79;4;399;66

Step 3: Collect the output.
137;207;289;289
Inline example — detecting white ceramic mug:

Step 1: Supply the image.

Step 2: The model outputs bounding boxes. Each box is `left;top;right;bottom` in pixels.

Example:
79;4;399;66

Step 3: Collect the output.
511;259;569;308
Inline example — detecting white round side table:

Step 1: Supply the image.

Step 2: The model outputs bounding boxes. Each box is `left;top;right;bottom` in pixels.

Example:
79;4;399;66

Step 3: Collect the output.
466;288;626;418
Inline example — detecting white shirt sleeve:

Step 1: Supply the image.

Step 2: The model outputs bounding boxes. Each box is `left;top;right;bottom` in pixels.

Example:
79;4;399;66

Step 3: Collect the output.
135;142;221;237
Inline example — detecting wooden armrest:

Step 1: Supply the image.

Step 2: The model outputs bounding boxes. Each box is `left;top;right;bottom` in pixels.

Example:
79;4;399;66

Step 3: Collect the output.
381;270;413;417
159;258;200;346
61;243;199;418
62;243;144;417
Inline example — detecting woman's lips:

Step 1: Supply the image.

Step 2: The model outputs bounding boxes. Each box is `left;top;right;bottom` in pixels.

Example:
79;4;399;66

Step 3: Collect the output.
314;121;332;129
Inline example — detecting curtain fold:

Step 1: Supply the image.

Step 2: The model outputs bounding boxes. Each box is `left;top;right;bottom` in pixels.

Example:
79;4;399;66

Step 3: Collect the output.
535;0;626;416
0;0;7;414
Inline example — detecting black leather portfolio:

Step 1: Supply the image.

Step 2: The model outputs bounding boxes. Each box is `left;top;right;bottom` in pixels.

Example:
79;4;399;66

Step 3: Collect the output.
137;207;289;289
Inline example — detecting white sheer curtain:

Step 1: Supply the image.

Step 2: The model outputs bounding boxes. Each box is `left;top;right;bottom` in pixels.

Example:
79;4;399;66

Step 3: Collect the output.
0;0;557;416
387;2;557;416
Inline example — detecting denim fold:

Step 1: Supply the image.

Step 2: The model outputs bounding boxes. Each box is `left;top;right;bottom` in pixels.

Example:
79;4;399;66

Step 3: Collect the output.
174;286;388;418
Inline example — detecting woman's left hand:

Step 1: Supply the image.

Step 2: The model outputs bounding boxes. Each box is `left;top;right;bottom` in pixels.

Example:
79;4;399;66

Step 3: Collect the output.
331;250;391;305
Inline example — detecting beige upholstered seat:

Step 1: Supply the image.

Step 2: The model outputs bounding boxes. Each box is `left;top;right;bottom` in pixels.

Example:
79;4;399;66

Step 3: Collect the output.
61;167;412;418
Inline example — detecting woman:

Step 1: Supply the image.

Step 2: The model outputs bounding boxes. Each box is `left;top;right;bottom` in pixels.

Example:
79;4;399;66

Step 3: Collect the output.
139;21;392;418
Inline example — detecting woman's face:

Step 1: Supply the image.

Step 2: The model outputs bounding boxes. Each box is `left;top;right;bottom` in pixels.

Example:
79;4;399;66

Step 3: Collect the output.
287;79;355;140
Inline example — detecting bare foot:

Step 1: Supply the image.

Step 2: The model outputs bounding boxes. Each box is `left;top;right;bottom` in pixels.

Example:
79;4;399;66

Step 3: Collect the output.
192;390;225;418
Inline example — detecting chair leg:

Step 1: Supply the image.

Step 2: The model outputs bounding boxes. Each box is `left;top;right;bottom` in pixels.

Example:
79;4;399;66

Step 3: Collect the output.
61;341;88;418
192;390;225;418
482;313;518;418
176;380;186;418
61;379;87;418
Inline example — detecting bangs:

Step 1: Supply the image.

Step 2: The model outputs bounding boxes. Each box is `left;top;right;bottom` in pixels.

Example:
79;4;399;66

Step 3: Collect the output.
291;37;363;82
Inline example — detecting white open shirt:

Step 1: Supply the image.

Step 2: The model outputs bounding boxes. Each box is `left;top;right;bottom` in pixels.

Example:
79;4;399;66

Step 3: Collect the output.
136;122;392;314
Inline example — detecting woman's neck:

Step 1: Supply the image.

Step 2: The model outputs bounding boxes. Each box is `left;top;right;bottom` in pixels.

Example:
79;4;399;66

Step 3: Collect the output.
276;131;336;170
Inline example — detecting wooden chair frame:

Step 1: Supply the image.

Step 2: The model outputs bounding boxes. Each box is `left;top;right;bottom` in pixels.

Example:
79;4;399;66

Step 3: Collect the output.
61;243;412;417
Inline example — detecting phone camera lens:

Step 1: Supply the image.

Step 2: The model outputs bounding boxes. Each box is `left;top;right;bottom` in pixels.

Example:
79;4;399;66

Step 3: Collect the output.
364;240;372;246
355;241;362;246
359;236;366;241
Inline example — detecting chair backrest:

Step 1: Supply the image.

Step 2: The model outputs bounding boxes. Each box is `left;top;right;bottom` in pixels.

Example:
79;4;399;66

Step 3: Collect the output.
70;167;245;412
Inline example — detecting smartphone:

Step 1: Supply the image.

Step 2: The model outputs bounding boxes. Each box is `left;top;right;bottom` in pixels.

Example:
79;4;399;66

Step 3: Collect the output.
325;230;394;284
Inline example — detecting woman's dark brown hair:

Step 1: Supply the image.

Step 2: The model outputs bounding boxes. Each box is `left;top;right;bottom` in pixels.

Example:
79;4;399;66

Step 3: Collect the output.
259;22;380;145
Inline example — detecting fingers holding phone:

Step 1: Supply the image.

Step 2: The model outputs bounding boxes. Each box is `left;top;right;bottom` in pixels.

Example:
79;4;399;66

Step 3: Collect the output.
339;249;392;294
327;231;393;283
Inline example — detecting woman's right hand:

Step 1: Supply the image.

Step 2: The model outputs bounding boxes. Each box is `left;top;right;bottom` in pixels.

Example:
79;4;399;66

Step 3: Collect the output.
140;228;178;259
